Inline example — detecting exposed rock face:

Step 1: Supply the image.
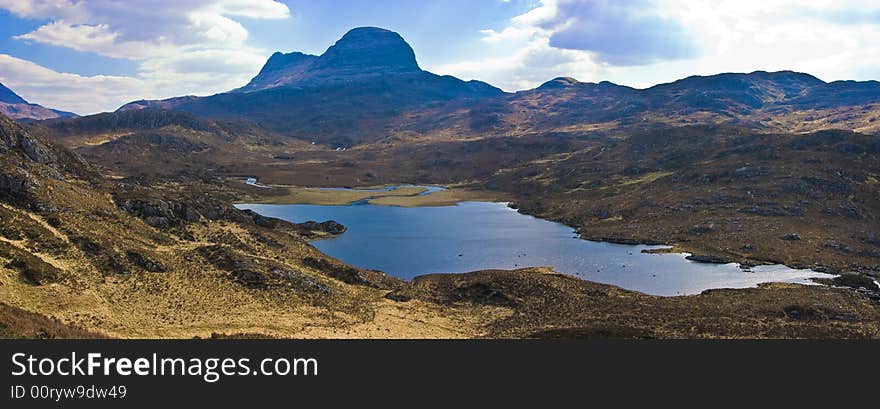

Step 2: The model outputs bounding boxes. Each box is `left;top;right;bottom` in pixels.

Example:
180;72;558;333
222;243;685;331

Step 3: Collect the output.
0;114;56;163
0;173;32;197
117;198;201;228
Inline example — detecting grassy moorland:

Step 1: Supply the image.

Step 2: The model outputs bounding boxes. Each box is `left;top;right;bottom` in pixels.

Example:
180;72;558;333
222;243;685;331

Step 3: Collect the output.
3;113;878;339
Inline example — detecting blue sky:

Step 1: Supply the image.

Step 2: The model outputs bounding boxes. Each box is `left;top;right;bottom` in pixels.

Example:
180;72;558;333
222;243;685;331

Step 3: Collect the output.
0;0;879;114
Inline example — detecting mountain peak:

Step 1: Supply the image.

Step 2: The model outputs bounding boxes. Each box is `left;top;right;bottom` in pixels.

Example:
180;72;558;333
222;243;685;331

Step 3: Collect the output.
0;82;27;104
538;77;581;89
258;51;317;75
238;27;423;92
310;26;420;74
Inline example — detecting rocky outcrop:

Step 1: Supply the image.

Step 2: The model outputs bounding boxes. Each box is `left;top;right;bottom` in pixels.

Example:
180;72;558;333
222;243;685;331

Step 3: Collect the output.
117;198;200;228
125;251;167;272
0;173;34;200
197;245;332;293
301;256;373;287
0;114;56;163
298;220;346;235
685;254;731;264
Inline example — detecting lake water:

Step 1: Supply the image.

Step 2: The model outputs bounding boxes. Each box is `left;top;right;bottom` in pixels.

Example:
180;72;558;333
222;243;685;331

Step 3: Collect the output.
236;200;835;296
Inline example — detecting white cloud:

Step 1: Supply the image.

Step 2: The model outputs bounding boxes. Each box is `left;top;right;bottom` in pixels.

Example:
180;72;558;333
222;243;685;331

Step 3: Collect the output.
0;0;290;113
432;0;880;92
0;53;149;114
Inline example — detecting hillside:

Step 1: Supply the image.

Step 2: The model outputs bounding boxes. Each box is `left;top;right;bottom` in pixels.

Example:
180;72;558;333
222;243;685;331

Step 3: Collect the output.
5;25;880;339
117;27;503;146
37;28;880;282
0;81;77;121
5;111;879;338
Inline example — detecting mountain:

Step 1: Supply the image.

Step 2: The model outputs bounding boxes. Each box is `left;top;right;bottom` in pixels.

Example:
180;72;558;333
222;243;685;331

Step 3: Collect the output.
237;27;422;92
0;82;27;104
32;108;314;180
237;51;318;92
0;81;78;121
7;106;880;338
500;70;880;135
118;27;504;145
115;26;880;144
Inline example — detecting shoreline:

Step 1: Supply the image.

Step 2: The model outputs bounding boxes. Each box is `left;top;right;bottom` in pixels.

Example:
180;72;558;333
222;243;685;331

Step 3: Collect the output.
237;198;840;297
238;179;507;207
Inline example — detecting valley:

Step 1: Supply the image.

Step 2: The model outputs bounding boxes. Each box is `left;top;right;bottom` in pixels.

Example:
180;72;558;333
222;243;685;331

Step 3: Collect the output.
1;27;878;339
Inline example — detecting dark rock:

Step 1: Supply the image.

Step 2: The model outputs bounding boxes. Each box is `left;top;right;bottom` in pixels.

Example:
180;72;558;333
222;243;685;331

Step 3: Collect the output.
1;242;62;285
269;268;331;294
685;254;730;264
780;233;801;241
103;255;130;275
783;305;819;321
298;220;346;234
238;209;284;228
70;236;102;255
231;270;266;289
0;115;56;163
0;173;33;201
829;273;880;291
318;220;346;234
19;134;56;164
823;241;855;254
822;202;862;220
593;208;612;220
125;251;167;272
449;283;516;307
384;291;412;302
302;256;373;287
690;223;716;234
118;198;201;227
144;216;170;228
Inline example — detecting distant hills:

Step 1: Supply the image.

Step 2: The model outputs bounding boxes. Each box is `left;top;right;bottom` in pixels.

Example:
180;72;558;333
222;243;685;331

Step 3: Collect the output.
526;70;880;114
112;27;880;144
117;27;505;145
0;82;77;121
